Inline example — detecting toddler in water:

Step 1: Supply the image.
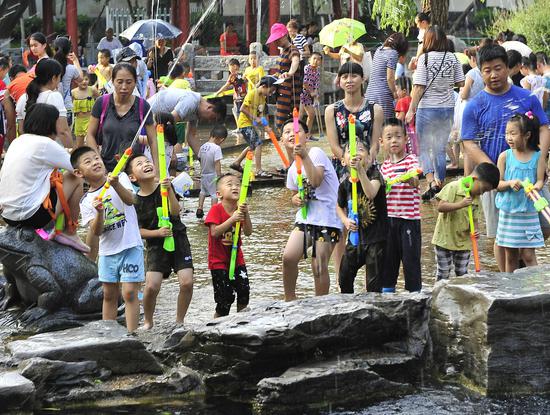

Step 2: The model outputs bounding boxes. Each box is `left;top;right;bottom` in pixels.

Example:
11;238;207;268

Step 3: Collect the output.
72;73;99;147
197;125;227;219
300;52;322;133
496;113;545;272
215;58;247;126
432;163;499;280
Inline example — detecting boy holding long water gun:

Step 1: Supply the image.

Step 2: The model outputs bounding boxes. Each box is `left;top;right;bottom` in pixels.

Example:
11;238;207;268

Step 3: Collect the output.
379;118;422;292
432;163;499;280
281;118;342;301
126;154;194;329
72;146;144;332
337;140;387;293
205;173;252;317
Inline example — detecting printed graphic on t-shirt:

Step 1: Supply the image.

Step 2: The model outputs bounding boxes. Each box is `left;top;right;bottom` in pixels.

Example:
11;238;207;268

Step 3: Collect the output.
358;193;376;226
103;195;126;232
222;227;234;246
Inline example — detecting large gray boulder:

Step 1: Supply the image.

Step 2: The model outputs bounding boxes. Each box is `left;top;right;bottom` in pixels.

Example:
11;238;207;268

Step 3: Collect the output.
431;267;550;396
0;226;102;328
173;293;431;396
8;320;163;375
0;371;35;411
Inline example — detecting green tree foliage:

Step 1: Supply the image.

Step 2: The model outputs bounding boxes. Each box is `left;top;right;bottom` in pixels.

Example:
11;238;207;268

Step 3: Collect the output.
488;0;550;55
371;0;418;34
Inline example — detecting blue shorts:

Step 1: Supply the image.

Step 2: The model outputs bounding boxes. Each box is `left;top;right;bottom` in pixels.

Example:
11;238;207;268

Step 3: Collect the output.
98;246;145;284
239;126;263;150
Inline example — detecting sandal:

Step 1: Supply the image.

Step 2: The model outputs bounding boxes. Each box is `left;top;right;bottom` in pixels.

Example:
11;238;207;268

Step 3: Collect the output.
421;181;441;201
256;170;273;178
230;163;243;173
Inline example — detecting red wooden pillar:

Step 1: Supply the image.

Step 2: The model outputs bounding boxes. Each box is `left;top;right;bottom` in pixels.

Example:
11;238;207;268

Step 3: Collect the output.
348;0;359;19
66;0;78;52
332;0;342;19
170;0;178;26
177;0;190;46
42;0;54;37
245;0;256;47
268;0;280;55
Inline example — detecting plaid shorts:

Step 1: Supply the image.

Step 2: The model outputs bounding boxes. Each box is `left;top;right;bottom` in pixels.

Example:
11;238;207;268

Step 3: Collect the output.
239;126;263;150
434;245;470;280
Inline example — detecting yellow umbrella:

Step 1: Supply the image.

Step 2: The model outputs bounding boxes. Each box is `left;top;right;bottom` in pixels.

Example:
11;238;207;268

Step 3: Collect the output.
319;18;366;48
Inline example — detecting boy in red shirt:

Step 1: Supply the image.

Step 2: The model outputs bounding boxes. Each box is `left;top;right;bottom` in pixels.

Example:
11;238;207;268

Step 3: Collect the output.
204;173;253;317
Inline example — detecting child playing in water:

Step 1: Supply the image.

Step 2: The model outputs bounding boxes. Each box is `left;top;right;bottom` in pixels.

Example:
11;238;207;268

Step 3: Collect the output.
300;52;322;133
0;104;88;253
496;113;545;272
432;162;499;279
230;76;277;177
379;118;422;292
281;119;342;301
126;153;194;329
72;73;99;147
337;141;387;293
244;51;265;90
72;146;144;332
204;173;253;317
197;125;226;219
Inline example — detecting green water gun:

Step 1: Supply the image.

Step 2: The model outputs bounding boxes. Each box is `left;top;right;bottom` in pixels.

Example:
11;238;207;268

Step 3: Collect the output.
293;108;307;220
385;168;423;194
521;178;550;224
228;151;254;280
156;124;175;252
461;176;480;272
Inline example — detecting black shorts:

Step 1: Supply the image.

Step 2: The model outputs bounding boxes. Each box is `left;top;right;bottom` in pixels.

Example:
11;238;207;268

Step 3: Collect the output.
294;223;341;243
211;265;250;316
145;227;193;277
3;187;57;229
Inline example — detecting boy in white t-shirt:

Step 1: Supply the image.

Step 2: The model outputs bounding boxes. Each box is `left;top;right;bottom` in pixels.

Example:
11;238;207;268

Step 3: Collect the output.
281;119;342;301
71;146;144;332
196;125;226;219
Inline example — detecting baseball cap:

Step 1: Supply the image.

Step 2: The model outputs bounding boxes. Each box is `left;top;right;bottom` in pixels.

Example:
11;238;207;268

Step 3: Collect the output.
115;47;140;63
266;23;288;44
258;75;278;88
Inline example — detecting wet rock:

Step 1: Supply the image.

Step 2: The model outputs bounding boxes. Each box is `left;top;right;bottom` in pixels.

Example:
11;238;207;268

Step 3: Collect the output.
431;268;550;396
19;357;106;396
254;355;414;414
43;366;201;405
0;227;102;329
174;293;431;396
0;371;35;411
7;320;163;375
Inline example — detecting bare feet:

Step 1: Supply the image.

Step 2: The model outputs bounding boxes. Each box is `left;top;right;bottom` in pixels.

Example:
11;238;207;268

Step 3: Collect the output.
51;232;90;253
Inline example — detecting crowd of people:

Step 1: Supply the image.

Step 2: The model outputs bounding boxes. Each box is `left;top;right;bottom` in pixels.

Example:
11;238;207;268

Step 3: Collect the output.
0;14;549;332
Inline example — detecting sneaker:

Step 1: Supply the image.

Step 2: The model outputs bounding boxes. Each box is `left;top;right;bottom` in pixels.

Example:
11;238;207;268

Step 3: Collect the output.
196;208;204;219
256;170;273;178
421;183;441;201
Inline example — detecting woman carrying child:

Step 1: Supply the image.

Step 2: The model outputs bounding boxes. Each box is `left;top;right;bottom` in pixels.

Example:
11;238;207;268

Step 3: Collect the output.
495;112;545;272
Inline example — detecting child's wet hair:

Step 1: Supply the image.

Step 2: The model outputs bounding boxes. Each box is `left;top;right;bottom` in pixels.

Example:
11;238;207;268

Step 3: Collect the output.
282;117;309;133
473;162;500;190
154;112;178;146
508;112;540;151
70;145;96;169
210;124;228;139
382;117;406;135
396;77;412;94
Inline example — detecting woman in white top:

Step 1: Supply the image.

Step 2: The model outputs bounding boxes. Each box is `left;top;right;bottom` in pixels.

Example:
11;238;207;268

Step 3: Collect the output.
406;26;465;200
28;32;52;70
0;103;88;252
16;59;72;148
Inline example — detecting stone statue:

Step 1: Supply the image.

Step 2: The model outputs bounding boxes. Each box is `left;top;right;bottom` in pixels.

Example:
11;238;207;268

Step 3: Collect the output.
0;226;103;324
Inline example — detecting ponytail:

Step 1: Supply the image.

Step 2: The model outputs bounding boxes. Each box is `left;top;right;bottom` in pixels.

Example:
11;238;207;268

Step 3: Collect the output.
25;58;63;114
29;32;53;58
53;37;71;79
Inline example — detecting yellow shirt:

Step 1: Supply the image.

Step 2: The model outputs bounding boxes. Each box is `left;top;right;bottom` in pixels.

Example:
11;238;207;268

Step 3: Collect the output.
169;78;191;90
237;89;265;129
244;66;265;90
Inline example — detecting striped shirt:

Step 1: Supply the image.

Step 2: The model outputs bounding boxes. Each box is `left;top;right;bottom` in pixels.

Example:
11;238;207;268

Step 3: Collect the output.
275;44;302;131
365;47;399;119
380;154;421;220
413;51;464;109
292;34;308;59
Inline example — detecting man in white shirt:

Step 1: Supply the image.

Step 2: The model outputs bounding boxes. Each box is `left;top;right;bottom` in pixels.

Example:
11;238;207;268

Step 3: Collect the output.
97;28;123;59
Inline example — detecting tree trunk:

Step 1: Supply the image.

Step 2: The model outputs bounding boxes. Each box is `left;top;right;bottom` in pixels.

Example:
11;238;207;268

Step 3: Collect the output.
333;0;342;19
423;0;449;30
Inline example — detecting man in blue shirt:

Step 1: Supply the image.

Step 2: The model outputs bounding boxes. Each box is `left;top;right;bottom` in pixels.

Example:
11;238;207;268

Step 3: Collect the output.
462;44;550;271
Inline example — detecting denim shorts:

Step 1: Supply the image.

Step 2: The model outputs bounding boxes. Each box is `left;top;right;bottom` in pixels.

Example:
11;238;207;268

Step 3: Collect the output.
239;126;263;150
98;246;145;283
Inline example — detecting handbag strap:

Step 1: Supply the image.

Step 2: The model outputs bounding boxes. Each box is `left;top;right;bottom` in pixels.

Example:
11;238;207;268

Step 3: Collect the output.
418;51;447;102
